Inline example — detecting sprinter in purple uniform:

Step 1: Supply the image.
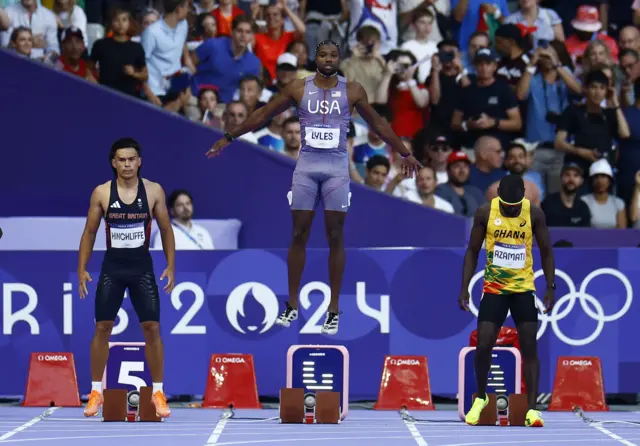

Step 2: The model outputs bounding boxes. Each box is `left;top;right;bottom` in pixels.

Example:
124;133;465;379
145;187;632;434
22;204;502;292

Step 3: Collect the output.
207;40;422;335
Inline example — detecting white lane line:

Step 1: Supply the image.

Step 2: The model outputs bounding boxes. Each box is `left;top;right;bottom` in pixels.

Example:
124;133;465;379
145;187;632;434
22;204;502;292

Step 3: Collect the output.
0;408;59;441
404;420;428;446
591;424;638;446
206;419;228;445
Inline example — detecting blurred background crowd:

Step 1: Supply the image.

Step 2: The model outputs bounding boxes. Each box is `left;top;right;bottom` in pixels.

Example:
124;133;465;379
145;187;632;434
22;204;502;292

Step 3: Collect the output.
3;0;640;231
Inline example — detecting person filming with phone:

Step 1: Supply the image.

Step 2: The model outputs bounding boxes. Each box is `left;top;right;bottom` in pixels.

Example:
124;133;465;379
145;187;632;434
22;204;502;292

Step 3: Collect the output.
515;39;582;195
376;50;430;138
340;25;386;102
451;47;522;151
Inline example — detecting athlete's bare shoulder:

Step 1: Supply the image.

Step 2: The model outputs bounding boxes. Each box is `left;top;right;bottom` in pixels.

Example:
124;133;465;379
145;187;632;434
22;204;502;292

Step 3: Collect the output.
473;203;491;227
530;204;546;230
92;181;111;208
346;81;367;106
283;78;307;104
141;178;164;202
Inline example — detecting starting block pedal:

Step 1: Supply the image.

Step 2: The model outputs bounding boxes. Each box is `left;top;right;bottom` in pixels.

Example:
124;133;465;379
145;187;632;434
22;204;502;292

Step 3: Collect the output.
471;393;497;426
102;389;128;422
508;394;528;426
137;387;162;422
279;388;305;424
315;392;341;424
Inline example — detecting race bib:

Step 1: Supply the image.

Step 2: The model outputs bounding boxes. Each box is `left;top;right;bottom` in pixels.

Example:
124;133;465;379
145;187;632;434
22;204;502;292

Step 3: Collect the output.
305;127;340;149
492;242;526;269
110;223;145;249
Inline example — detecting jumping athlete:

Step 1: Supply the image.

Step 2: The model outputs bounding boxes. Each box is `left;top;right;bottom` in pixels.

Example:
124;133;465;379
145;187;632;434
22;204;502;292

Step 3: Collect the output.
458;174;555;427
78;138;175;418
207;40;422;335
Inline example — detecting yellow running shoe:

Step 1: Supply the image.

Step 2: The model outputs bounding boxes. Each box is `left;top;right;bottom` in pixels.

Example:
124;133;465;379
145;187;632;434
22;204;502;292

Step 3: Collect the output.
465;394;489;425
525;409;544;427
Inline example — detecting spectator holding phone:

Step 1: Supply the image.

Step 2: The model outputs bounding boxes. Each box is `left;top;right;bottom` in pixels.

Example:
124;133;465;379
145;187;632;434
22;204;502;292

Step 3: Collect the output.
340;26;386;102
515;40;582;194
427;39;470;139
555;69;631;182
451;47;522;150
376;50;430;138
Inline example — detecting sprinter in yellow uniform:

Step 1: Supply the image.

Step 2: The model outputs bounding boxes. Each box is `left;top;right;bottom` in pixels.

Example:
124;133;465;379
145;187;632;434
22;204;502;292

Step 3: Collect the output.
458;174;555;427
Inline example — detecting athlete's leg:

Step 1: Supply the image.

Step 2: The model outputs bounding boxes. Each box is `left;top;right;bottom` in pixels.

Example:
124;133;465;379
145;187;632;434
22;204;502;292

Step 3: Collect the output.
320;175;350;334
324;210;346;314
465;293;509;424
510;292;541;413
287;210;315;310
84;271;126;416
128;270;170;417
276;172;319;327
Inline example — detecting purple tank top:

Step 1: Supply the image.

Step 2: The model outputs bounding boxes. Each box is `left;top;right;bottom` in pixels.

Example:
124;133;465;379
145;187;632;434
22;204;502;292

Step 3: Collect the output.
298;74;351;154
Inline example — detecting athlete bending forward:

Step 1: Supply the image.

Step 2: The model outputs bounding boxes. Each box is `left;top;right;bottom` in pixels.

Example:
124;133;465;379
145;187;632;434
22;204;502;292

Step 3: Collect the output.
78;138;176;418
459;174;555;427
207;40;422;335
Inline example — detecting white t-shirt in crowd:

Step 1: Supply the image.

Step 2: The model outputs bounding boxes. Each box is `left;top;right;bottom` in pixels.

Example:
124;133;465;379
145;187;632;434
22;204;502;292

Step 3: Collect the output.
400;39;438;83
153;220;215;250
405;190;455;213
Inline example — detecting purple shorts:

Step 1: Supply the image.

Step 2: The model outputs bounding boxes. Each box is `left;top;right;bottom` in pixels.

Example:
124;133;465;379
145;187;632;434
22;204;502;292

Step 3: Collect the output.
288;151;351;212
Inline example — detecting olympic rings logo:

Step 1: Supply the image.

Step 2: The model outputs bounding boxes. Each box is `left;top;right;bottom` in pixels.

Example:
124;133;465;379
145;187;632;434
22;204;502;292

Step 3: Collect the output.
467;268;633;347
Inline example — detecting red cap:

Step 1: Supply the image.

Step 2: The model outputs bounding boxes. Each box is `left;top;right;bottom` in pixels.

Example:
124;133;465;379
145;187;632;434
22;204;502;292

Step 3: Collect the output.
447;151;470;166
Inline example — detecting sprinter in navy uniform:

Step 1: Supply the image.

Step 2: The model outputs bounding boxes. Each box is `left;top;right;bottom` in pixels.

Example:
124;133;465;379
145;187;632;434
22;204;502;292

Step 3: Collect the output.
77;137;175;419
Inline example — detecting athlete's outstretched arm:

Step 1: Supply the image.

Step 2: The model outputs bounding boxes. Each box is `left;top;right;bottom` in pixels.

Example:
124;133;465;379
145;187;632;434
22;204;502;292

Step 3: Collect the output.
459;204;489;310
151;183;175;293
77;186;103;298
228;82;299;139
532;206;555;312
350;82;411;157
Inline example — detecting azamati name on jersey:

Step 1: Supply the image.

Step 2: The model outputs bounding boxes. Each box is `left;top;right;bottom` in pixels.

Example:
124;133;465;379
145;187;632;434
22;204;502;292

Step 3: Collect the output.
493;229;526;239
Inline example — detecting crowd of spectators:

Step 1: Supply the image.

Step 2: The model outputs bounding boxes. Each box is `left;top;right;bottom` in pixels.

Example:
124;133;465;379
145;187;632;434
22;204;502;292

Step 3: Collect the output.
3;0;640;229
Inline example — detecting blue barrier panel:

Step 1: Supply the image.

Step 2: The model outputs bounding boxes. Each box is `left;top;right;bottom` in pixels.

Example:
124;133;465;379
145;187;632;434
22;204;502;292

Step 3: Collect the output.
0;248;637;399
0;49;468;249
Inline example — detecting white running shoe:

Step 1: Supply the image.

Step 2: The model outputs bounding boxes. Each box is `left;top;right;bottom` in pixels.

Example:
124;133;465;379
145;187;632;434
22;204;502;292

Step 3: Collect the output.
275;304;298;327
321;311;340;335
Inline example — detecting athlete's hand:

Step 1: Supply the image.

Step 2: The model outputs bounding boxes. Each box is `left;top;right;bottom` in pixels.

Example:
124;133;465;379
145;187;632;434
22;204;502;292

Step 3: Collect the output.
458;290;470;311
543;288;555;314
160;268;175;293
78;270;92;299
400;154;423;178
206;138;230;158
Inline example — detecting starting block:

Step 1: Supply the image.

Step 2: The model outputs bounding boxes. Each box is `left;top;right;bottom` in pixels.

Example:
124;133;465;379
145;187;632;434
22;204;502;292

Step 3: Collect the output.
23;352;81;407
548;356;608;412
282;345;349;424
100;342;161;422
458;347;523;424
101;342;155;421
467;393;528;426
101;386;161;422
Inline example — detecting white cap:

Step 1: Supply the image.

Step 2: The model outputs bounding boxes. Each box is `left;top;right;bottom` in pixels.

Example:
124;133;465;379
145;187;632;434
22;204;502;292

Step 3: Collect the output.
589;158;613;178
276;52;298;69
